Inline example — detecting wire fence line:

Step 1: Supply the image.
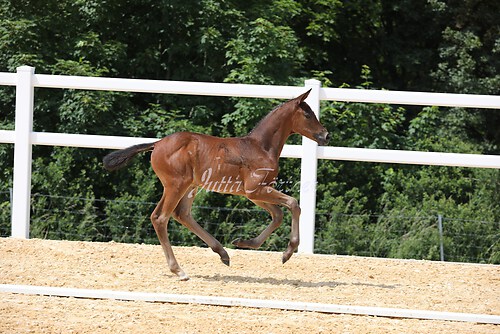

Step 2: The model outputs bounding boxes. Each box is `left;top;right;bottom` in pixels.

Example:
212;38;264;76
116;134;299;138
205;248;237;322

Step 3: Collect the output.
0;190;498;264
314;211;499;264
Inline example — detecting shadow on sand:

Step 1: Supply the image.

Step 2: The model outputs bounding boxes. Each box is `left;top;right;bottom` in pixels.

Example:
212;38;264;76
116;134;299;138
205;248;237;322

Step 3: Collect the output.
193;274;397;289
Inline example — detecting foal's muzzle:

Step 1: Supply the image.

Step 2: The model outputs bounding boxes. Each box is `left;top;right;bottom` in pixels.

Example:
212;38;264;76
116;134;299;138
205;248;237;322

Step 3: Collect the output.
315;131;330;146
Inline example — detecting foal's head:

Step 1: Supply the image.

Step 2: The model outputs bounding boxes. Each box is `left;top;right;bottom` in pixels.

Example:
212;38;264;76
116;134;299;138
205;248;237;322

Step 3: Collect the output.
289;89;330;145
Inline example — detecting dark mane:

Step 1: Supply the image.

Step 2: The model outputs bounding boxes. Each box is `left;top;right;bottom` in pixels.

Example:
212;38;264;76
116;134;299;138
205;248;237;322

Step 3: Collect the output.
248;101;287;135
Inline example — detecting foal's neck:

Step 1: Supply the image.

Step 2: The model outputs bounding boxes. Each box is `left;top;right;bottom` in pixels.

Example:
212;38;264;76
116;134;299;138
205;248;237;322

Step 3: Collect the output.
247;104;293;158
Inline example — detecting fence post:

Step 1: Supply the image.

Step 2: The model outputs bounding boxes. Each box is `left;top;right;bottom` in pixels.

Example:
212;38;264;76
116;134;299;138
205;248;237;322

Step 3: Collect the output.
438;214;444;261
11;66;35;238
9;187;13;217
298;79;321;254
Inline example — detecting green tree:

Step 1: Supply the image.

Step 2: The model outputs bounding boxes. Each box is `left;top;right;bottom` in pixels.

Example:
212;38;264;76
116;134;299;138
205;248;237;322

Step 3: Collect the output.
0;0;498;263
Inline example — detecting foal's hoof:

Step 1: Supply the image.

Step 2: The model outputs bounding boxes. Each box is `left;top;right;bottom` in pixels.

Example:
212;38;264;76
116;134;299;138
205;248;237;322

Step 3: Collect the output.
282;251;293;264
175;270;190;281
178;274;190;281
232;237;258;249
221;257;230;266
232;238;244;248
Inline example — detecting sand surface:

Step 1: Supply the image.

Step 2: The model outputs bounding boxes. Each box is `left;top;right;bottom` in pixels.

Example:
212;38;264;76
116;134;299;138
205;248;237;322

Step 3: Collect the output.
1;238;498;333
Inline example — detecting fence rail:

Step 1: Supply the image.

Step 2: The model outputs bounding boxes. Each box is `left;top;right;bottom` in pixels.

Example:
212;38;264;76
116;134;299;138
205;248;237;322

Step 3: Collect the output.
1;66;500;254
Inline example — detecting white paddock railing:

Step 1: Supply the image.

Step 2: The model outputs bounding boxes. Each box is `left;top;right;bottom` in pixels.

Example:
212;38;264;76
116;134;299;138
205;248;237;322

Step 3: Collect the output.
1;66;500;253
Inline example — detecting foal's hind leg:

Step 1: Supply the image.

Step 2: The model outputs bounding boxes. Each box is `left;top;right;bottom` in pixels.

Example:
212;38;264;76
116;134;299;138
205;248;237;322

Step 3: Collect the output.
232;201;283;249
173;187;230;266
151;187;190;281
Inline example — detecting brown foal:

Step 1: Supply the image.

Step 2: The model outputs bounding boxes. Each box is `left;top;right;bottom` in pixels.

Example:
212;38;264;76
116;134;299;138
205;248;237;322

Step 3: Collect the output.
103;89;329;280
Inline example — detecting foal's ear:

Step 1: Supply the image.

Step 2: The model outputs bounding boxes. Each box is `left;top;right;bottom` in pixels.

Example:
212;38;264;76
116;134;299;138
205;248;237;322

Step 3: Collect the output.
296;88;311;103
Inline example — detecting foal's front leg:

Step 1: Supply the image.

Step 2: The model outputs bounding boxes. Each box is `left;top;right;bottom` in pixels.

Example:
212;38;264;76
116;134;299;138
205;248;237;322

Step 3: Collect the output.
232;201;284;249
245;188;301;264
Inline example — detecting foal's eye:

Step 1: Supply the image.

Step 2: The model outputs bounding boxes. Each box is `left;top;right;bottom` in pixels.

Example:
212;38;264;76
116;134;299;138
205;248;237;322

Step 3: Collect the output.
303;110;312;119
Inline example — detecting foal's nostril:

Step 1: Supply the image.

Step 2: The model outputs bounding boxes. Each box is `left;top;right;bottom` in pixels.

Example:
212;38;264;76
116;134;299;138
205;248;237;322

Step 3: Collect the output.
314;131;330;145
322;132;330;145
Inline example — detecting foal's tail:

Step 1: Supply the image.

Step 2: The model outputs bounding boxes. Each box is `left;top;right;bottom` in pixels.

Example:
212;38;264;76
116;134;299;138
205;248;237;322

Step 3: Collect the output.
103;142;155;171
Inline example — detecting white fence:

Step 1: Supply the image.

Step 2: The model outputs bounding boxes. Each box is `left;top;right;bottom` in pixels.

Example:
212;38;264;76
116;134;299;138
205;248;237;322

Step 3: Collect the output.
1;66;500;253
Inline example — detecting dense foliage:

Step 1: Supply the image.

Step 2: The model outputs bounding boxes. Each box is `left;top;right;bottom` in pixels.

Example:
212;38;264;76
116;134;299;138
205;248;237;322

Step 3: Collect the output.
0;0;498;263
